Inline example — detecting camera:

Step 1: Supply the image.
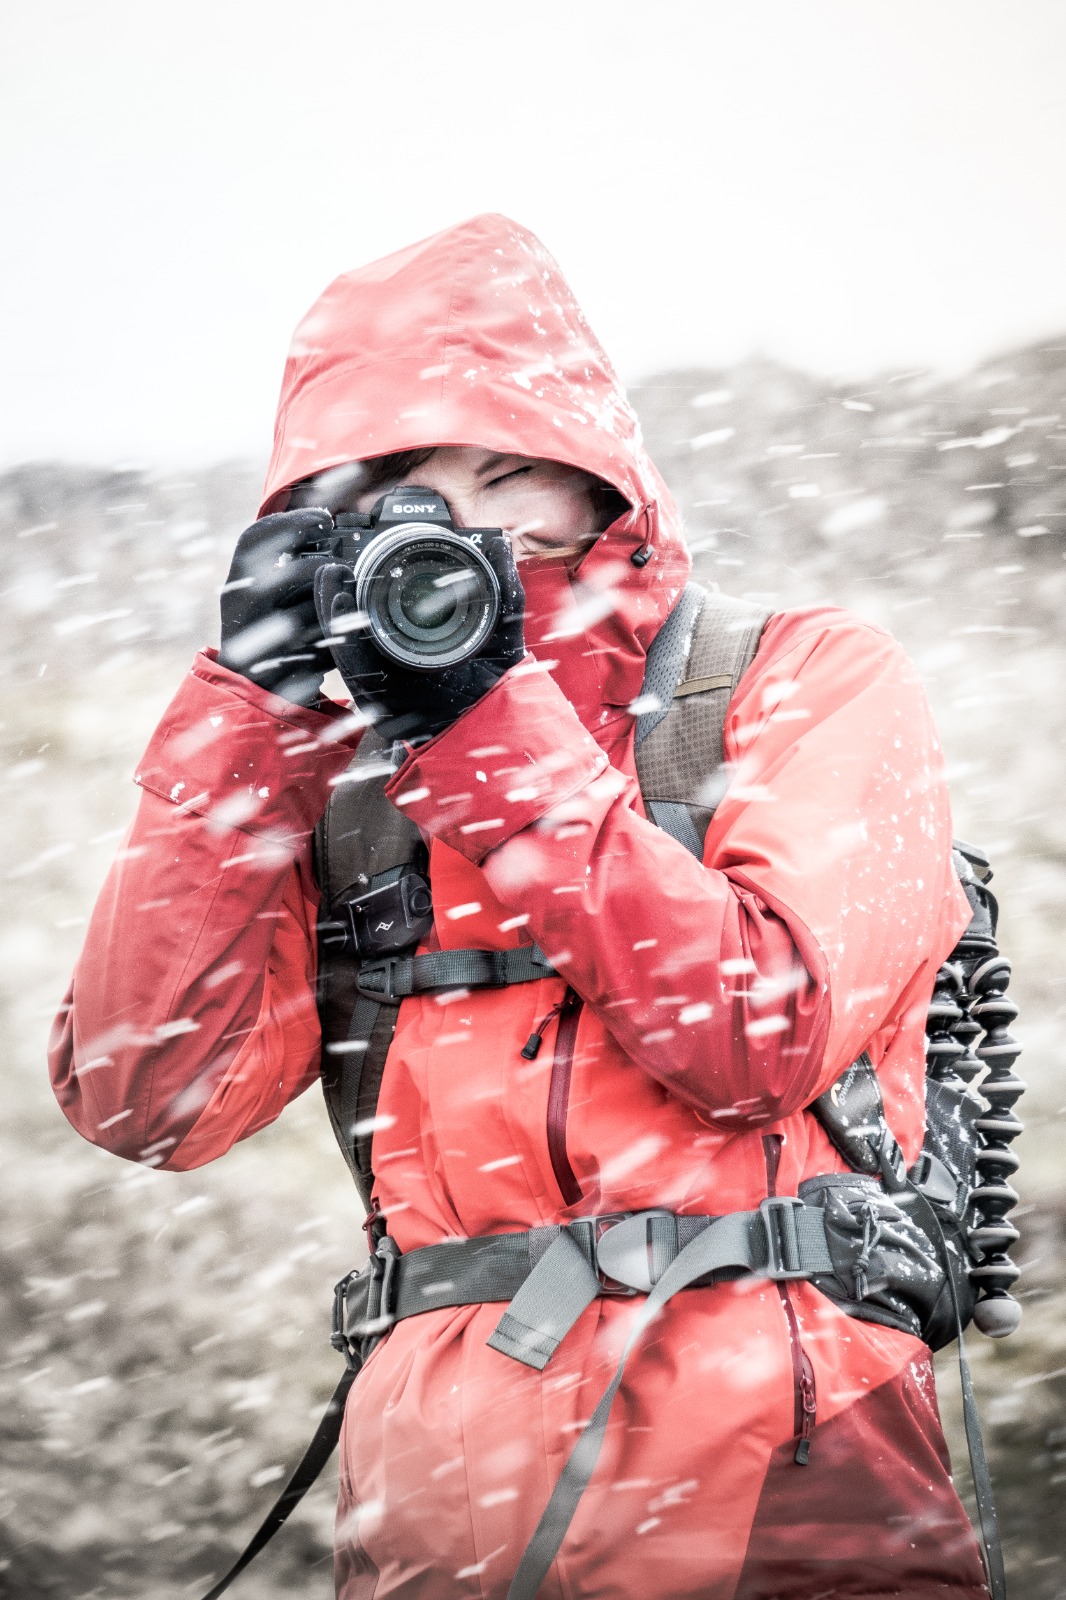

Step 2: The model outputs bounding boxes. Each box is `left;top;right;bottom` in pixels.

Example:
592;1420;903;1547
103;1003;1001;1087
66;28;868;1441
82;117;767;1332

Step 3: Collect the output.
301;486;502;671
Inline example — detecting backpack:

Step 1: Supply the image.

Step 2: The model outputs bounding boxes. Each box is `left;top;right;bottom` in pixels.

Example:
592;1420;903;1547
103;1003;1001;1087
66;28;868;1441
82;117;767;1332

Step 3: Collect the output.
201;584;1022;1600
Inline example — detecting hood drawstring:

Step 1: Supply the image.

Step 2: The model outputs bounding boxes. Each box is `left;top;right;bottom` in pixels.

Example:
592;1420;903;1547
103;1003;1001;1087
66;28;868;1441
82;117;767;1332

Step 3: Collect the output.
630;501;657;568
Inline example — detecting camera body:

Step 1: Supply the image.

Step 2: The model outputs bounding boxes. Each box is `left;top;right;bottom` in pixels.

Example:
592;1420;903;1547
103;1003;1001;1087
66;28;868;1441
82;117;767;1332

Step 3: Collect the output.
299;486;503;671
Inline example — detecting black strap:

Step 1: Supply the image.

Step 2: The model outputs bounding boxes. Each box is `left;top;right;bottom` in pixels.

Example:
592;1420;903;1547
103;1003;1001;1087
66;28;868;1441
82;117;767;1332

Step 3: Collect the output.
355;942;555;1003
908;1186;1006;1600
646;798;705;859
333;942;557;1181
198;1368;356;1600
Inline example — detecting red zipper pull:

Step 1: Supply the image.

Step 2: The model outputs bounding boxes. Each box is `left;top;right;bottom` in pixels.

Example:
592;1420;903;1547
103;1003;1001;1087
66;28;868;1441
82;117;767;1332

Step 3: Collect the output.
521;998;565;1060
362;1197;384;1253
794;1357;817;1465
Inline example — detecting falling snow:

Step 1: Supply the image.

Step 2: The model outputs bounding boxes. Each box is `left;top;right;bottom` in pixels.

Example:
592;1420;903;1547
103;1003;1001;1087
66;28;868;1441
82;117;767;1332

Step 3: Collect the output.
2;340;1066;1593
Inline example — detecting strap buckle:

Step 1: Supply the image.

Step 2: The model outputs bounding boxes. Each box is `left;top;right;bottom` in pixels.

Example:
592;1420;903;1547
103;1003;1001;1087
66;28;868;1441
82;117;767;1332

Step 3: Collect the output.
356;957;403;1004
567;1214;638;1296
330;1269;363;1369
594;1210;679;1294
330;1240;400;1368
875;1128;909;1193
759;1196;812;1280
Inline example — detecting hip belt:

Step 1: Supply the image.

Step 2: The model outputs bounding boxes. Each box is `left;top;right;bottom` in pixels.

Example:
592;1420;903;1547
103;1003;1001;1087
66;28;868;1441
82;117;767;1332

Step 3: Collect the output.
331;1199;833;1371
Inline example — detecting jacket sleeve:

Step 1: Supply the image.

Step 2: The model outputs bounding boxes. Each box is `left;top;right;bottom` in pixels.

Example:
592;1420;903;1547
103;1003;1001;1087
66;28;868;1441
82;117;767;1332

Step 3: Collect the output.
48;652;364;1169
386;611;971;1128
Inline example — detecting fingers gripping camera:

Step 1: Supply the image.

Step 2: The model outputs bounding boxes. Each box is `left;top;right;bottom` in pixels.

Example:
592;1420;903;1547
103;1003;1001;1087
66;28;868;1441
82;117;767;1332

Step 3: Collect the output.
311;486;527;743
218;508;336;706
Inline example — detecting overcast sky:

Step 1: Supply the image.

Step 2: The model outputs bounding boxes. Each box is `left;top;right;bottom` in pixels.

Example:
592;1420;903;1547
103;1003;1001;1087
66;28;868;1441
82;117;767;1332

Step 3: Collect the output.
3;0;1065;468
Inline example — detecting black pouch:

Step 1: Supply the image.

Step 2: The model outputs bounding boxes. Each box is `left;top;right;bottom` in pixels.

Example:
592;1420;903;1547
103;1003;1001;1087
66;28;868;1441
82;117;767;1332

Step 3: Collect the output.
799;1173;961;1348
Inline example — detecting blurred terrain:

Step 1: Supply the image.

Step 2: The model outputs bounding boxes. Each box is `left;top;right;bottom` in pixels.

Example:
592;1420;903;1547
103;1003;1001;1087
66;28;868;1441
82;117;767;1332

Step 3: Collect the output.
2;337;1066;1595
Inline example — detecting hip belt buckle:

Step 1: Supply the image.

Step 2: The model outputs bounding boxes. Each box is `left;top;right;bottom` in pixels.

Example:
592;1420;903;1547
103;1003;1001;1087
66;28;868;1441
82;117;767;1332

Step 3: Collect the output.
568;1213;639;1296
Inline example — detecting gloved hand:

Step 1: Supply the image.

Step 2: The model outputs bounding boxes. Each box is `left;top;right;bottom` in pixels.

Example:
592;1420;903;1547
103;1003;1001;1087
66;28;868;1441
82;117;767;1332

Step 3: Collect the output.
218;510;334;706
313;532;526;743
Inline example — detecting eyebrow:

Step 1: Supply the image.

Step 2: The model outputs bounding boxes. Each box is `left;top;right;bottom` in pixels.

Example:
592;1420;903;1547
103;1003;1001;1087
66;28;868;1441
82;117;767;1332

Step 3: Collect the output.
475;453;525;478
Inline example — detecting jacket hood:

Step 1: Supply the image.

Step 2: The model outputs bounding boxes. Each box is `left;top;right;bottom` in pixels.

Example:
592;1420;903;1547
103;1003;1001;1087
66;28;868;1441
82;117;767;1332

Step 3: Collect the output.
261;214;690;712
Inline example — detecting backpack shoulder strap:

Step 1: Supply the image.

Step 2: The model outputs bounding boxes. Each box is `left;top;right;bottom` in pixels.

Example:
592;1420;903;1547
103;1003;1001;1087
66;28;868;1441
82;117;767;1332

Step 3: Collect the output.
635;583;773;857
313;729;420;902
314;729;424;1207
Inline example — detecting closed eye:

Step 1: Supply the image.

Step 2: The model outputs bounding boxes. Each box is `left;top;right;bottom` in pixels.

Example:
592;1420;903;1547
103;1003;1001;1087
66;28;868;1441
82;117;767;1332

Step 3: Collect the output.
487;466;535;488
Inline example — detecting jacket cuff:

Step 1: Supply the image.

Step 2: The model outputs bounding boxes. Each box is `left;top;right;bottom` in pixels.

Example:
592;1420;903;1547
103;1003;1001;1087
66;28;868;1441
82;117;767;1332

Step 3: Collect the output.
385;662;609;864
134;650;364;843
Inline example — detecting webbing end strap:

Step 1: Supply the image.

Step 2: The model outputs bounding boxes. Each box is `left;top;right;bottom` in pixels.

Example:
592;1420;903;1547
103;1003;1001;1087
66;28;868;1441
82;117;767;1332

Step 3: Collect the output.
487;1231;601;1371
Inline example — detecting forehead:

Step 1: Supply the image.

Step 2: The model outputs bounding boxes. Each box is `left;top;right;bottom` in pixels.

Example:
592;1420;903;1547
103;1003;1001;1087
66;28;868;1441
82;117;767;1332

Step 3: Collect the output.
294;447;561;501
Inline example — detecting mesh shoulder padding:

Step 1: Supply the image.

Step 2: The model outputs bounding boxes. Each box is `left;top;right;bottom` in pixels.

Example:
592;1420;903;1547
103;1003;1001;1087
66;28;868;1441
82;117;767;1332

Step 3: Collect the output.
635;586;773;827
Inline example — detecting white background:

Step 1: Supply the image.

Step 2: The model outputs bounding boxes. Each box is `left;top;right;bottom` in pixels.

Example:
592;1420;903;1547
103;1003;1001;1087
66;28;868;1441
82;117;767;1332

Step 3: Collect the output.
2;0;1065;465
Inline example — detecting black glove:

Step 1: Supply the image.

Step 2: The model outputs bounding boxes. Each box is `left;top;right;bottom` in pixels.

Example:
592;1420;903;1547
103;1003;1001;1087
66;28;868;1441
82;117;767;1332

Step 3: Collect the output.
313;532;526;743
218;510;334;706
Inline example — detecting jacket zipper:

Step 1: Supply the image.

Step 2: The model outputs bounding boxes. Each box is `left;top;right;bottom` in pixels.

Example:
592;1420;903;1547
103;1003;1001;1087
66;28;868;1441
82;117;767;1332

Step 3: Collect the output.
763;1133;817;1464
546;988;583;1207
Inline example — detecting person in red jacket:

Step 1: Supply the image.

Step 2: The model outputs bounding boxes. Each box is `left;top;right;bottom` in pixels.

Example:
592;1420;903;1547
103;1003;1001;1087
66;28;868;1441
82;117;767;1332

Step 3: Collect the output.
49;214;990;1599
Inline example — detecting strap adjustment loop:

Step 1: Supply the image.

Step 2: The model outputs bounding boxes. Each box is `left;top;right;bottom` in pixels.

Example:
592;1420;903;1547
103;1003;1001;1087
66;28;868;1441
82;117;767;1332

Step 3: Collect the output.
876;1128;909;1193
330;1271;362;1369
592;1210;678;1294
759;1195;812;1280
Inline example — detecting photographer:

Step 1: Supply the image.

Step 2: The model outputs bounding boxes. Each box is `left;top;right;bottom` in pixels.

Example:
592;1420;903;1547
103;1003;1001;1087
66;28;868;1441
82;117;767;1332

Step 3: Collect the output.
49;214;991;1599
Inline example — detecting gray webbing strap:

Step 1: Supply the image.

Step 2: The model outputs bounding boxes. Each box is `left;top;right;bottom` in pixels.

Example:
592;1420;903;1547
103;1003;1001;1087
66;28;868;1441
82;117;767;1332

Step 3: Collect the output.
486;1232;601;1368
634;582;774;862
332;1204;832;1352
646;799;704;860
505;1209;831;1600
234;1204;830;1600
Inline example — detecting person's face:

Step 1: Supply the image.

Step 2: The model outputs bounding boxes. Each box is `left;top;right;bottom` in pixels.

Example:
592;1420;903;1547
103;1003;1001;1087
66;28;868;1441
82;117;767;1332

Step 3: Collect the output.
305;446;606;562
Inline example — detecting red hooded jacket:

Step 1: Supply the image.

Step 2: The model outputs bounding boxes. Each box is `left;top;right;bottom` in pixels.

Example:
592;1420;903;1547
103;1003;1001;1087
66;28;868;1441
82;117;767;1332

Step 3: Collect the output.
50;215;988;1600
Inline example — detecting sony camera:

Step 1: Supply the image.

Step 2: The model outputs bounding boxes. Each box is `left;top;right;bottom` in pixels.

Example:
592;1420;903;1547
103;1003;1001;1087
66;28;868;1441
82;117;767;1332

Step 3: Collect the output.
300;486;503;671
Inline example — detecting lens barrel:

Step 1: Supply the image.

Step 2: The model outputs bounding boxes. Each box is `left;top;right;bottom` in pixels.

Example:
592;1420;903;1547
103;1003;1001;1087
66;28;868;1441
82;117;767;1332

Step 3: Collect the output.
352;525;500;670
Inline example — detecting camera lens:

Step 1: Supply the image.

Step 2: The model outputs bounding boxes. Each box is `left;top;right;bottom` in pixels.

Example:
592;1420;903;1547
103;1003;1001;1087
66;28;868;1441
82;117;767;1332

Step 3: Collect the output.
353;527;500;670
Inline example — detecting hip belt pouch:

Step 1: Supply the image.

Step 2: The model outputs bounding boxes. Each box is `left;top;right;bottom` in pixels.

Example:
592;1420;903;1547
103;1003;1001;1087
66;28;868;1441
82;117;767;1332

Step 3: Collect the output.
800;1173;976;1350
